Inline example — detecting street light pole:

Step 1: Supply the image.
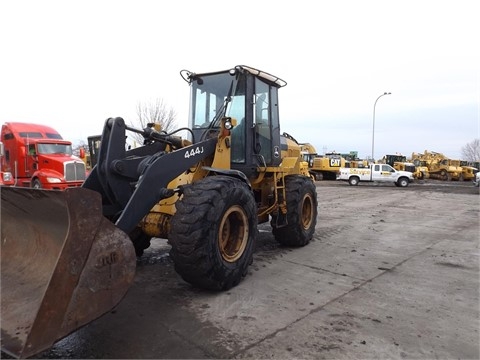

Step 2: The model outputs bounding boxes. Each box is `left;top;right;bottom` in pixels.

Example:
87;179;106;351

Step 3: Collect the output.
371;92;391;162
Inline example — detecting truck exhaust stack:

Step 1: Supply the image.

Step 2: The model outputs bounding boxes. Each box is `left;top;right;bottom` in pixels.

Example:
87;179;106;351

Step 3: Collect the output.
1;187;136;358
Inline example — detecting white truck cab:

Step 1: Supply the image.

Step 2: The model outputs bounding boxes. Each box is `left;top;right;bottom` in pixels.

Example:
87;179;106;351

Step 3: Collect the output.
337;163;414;187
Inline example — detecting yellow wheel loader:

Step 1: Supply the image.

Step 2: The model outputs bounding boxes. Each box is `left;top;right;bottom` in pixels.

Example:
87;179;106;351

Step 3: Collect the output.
1;65;318;358
382;154;425;178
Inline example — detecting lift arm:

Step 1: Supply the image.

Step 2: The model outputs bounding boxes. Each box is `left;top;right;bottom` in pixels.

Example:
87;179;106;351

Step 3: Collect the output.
83;117;218;234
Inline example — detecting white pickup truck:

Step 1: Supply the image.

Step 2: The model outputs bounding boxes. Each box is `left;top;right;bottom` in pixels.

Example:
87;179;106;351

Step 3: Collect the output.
337;164;414;187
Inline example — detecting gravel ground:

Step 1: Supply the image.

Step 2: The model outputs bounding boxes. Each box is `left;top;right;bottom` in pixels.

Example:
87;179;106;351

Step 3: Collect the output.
3;178;479;359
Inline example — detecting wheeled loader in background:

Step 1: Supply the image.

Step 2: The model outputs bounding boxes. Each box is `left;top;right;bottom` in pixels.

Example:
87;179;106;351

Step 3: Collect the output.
382;154;425;179
1;65;318;358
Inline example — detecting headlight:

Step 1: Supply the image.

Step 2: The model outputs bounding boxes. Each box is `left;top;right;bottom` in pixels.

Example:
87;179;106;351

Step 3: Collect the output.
46;177;62;183
2;172;12;181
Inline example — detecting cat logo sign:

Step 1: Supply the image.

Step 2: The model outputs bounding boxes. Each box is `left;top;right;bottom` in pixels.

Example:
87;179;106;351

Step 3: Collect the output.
330;158;341;167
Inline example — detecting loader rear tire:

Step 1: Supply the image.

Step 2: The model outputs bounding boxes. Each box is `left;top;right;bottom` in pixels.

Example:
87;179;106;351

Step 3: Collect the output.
169;176;257;291
271;175;317;247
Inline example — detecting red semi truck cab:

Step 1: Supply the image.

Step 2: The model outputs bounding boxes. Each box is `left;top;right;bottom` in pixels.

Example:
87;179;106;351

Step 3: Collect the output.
0;122;86;189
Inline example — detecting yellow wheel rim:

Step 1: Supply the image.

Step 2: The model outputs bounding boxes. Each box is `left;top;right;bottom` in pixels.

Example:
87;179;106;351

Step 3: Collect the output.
218;205;249;263
301;194;314;230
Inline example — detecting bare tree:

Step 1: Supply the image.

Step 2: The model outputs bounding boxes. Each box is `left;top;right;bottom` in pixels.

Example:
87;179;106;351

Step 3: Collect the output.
130;98;177;145
461;138;480;162
72;140;88;157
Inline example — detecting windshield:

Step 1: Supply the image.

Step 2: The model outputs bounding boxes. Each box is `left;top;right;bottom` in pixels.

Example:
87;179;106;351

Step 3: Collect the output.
37;143;73;155
190;71;245;129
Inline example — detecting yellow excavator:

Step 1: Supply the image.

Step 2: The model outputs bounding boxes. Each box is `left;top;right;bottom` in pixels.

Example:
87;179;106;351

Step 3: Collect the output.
1;66;318;358
300;143;345;180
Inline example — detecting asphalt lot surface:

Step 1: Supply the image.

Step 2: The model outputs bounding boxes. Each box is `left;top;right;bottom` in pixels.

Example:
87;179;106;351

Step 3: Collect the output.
4;179;480;359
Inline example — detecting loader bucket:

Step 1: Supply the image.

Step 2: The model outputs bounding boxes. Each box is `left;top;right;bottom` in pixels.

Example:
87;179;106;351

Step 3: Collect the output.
1;187;136;359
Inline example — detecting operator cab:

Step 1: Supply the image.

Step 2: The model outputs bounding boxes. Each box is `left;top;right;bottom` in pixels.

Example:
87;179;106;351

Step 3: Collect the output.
182;65;286;178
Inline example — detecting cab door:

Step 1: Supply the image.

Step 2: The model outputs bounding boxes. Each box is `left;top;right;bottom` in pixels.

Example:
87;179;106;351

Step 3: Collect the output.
372;164;396;181
25;144;39;176
253;77;281;166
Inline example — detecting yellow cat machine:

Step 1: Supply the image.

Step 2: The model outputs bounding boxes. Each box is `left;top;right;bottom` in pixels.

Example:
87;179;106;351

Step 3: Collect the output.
411;150;462;181
382;154;425;179
411;158;430;180
383;154;415;172
459;161;479;181
1;66;318;358
340;151;368;169
300;143;345;180
348;159;369;168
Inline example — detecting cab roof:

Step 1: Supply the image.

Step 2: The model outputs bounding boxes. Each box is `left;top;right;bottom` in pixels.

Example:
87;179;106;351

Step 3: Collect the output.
183;65;287;88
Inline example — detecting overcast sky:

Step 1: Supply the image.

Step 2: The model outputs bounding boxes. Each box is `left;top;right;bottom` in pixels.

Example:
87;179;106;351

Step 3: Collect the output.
1;0;478;160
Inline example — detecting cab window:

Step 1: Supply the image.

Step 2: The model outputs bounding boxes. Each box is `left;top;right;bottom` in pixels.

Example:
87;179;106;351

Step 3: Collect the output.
254;79;272;164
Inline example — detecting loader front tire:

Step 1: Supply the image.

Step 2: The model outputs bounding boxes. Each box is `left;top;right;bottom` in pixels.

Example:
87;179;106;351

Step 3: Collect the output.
271;175;317;247
169;176;257;291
